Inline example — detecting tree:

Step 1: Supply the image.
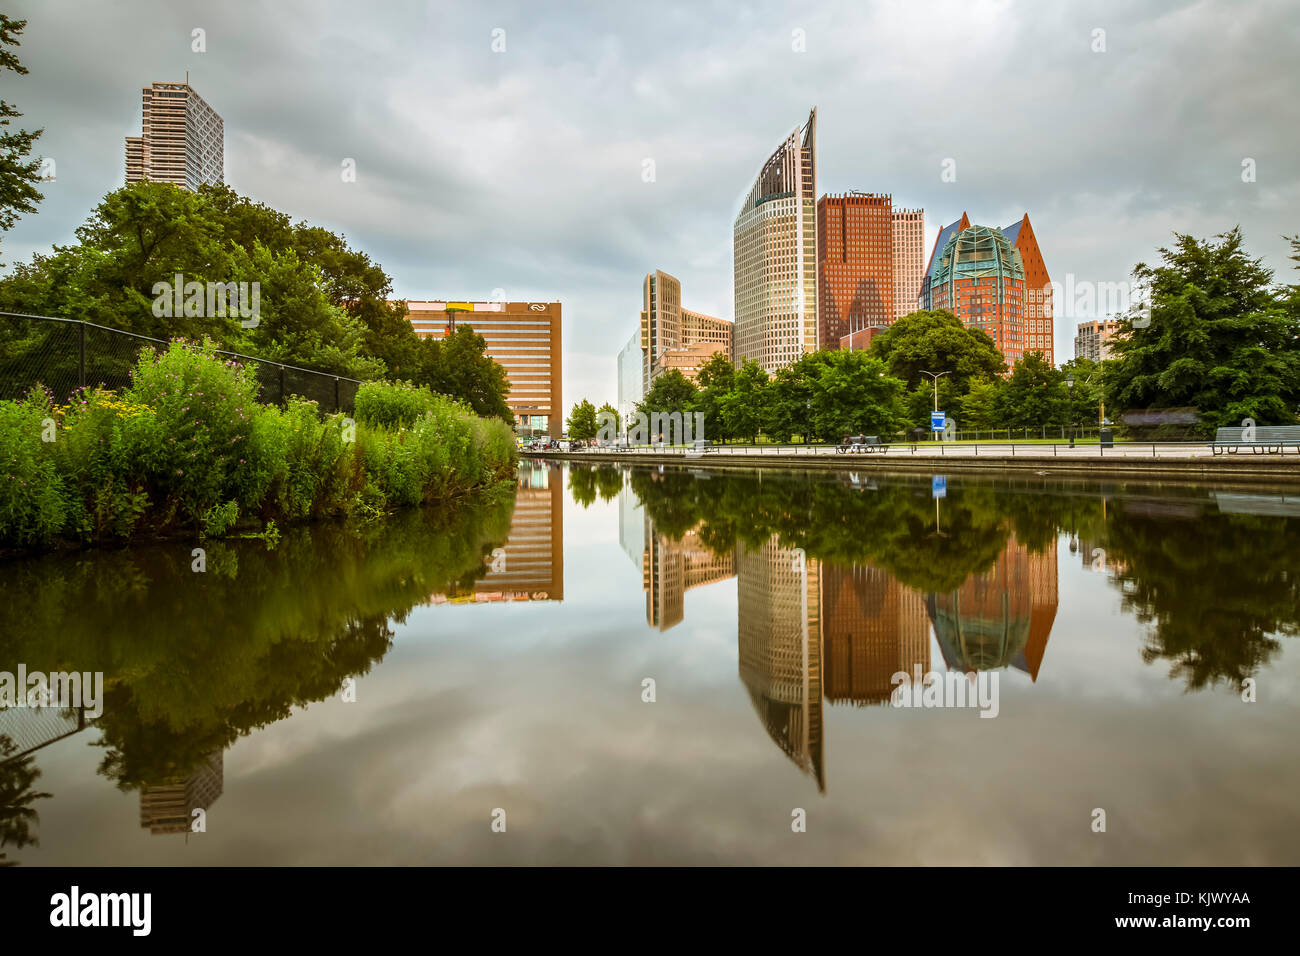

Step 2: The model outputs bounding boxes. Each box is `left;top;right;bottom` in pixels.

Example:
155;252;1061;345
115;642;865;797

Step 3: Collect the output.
0;15;43;261
806;349;905;440
415;325;513;422
996;352;1069;429
566;398;598;440
637;369;699;441
596;401;619;436
1105;228;1300;431
693;352;735;442
1060;357;1104;427
958;377;1002;431
721;359;768;443
869;309;1006;393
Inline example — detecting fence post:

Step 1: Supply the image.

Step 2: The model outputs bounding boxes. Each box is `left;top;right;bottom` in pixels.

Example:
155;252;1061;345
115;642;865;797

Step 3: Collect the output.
278;365;286;406
78;321;86;390
334;377;341;413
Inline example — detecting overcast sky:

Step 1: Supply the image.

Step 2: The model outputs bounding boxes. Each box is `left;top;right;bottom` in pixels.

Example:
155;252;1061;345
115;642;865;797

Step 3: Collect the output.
5;0;1298;409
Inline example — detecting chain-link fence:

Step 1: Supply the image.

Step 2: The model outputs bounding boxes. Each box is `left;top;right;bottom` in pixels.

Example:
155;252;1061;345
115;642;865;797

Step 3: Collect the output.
0;312;362;413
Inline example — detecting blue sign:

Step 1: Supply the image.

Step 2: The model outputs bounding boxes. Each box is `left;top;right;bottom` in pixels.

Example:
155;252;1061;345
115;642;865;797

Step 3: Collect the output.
930;411;946;430
932;475;947;499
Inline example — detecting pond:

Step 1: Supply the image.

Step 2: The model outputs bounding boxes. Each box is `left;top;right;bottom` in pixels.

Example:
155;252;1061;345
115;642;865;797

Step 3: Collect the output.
2;461;1297;865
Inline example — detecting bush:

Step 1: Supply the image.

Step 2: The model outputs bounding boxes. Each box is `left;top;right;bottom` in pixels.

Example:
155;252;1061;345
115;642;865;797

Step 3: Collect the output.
0;387;68;547
354;380;439;429
0;343;518;553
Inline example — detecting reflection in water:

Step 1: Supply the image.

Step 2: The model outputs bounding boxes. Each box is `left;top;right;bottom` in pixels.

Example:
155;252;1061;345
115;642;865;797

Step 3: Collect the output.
432;463;565;604
2;461;1298;862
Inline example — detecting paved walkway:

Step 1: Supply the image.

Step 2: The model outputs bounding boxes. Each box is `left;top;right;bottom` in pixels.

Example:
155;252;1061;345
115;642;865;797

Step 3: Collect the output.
558;442;1296;461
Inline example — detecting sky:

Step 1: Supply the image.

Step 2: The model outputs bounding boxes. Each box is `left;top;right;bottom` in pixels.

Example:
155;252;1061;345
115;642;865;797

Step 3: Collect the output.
4;0;1299;412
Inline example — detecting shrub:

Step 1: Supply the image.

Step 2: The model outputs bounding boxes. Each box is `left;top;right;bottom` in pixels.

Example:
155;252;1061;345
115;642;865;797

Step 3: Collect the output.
354;380;439;429
0;386;68;547
124;339;262;523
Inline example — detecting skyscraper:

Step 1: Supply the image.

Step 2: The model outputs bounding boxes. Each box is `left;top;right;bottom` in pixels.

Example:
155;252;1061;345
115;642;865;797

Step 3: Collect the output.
124;81;223;190
1074;318;1122;362
638;270;732;394
402;300;562;438
891;207;925;321
733;108;818;374
921;216;1027;366
920;212;1053;367
817;193;893;350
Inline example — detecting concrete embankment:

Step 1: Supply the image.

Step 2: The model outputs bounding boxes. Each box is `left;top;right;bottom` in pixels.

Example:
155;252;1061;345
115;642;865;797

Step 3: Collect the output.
523;449;1300;490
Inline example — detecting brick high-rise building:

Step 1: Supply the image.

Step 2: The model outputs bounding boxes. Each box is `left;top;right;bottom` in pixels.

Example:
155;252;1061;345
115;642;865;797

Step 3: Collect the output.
733;109;818;374
403;300;562;437
892;207;925;321
921;212;1053;368
124;80;223;190
1004;215;1054;364
816;193;893;350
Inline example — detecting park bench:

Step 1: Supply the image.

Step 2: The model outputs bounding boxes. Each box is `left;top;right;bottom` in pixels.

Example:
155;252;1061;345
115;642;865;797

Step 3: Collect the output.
1209;425;1300;455
836;435;887;454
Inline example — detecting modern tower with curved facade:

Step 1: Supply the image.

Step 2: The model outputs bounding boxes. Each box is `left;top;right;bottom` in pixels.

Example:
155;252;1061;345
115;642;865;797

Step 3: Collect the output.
733;108;818;374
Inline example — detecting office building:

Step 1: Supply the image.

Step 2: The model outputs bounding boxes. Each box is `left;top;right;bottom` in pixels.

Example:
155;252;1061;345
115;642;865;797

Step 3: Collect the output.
124;80;223;190
733;108;818;374
617;331;643;426
817;193;893;350
640;271;732;392
921;212;1053;367
1074;318;1122;362
892;207;925;320
403;300;562;437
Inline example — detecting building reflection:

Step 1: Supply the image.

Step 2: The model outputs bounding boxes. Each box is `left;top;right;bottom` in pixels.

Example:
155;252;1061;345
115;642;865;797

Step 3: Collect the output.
821;563;930;704
736;537;825;792
139;751;224;836
731;531;1059;791
643;525;735;631
925;534;1057;679
431;462;564;604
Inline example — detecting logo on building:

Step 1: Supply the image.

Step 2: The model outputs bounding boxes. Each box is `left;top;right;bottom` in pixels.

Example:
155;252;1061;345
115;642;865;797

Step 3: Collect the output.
529;303;546;311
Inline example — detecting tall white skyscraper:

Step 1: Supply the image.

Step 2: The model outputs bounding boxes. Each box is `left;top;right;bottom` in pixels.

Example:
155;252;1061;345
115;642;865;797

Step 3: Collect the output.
733;108;818;374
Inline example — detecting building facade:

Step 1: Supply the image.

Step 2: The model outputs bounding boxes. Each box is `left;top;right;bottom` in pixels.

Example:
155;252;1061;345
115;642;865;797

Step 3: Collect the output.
1074;318;1122;362
733;108;818;374
816;193;893;350
403;300;562;437
637;271;732;396
617;330;643;426
921;212;1053;368
124;81;224;190
891;207;925;320
921;217;1026;367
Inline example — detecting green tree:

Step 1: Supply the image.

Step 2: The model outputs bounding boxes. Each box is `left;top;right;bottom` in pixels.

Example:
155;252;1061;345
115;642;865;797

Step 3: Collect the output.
996;352;1069;429
638;369;698;441
1105;228;1300;431
869;309;1006;392
958;377;1002;431
566;398;598;440
693;353;735;442
0;15;43;261
415;325;513;422
721;359;768;443
1061;357;1104;428
596;401;620;437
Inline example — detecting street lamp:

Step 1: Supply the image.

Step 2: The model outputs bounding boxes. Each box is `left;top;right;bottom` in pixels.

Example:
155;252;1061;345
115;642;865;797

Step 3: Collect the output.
1066;373;1076;448
918;370;950;411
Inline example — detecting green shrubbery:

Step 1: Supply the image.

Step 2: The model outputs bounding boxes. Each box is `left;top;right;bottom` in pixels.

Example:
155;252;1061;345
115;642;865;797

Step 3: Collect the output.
0;341;517;551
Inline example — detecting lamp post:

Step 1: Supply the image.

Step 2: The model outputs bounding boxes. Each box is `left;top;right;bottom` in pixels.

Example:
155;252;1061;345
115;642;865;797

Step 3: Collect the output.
1066;373;1076;448
919;370;950;441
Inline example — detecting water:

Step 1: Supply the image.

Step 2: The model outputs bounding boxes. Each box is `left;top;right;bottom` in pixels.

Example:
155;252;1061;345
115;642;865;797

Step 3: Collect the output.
2;461;1298;865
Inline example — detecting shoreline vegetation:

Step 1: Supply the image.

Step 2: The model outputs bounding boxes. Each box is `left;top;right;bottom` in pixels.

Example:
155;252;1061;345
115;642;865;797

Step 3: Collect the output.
0;340;518;556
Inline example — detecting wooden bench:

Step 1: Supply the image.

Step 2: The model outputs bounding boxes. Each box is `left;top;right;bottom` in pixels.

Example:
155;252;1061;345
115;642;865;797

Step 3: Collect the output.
1209;425;1300;455
836;435;887;454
